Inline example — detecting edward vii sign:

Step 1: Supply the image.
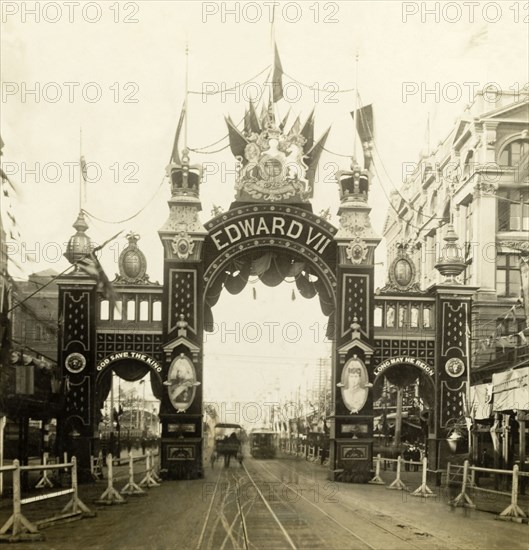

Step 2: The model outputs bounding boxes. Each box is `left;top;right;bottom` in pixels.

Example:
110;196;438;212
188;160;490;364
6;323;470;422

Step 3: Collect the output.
374;356;434;377
209;209;335;256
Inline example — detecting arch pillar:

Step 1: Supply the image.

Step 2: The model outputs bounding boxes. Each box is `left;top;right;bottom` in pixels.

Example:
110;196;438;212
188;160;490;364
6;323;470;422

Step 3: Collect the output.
330;166;381;480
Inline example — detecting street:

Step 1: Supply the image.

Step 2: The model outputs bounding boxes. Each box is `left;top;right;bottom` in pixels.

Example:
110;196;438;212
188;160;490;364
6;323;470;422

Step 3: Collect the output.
1;456;527;549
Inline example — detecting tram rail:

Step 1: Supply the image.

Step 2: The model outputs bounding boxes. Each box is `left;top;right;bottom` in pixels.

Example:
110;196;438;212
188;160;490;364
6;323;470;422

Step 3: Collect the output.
266;459;469;550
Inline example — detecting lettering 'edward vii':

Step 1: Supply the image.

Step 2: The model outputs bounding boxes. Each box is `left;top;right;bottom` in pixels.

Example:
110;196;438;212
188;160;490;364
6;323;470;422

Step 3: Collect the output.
211;215;331;255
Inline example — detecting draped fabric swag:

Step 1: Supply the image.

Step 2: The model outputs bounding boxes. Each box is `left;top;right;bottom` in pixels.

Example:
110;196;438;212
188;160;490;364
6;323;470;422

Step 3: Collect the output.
204;251;335;338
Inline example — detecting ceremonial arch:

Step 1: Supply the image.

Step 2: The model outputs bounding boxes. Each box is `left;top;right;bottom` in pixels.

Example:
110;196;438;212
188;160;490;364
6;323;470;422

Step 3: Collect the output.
57;106;473;480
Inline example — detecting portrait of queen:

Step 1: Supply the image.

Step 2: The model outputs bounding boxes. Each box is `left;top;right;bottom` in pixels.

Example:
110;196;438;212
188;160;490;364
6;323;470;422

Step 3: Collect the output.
338;356;370;414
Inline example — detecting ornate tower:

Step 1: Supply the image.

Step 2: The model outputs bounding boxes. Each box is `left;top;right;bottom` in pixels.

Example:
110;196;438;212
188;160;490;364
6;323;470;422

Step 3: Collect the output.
158;148;207;478
57;211;98;477
331;161;381;479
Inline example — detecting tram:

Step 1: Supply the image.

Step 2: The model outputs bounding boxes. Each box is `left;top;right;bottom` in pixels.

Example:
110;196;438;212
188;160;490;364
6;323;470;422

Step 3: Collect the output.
211;423;244;467
249;429;278;459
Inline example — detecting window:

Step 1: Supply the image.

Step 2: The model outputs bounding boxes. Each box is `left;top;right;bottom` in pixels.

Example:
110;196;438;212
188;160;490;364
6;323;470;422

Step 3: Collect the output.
496;254;521;297
423;307;431;328
100;300;110;321
139;300;149;321
499;139;529;167
498;190;529;231
127;300;136;321
398;305;408;328
410;305;419;328
386;305;396;328
374;306;383;327
152;301;162;321
113;302;122;321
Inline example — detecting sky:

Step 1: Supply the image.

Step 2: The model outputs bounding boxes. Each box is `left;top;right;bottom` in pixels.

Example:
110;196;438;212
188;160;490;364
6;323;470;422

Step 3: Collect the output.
1;1;528;406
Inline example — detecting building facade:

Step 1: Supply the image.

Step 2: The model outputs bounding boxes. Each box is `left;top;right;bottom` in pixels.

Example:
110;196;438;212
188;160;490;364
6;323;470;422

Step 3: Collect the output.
383;90;529;367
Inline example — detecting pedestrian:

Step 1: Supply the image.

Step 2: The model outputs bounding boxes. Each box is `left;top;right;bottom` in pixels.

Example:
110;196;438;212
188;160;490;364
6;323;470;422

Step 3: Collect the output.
141;438;146;455
403;445;411;472
411;446;420;471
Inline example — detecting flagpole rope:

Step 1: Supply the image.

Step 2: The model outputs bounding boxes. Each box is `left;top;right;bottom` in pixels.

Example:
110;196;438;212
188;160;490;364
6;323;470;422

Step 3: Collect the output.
321;146;352;158
83;176;166;224
283;72;355;93
188;65;271;96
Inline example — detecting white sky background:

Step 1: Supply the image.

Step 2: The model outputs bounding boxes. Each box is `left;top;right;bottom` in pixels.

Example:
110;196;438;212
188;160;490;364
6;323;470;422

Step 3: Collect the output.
1;1;528;406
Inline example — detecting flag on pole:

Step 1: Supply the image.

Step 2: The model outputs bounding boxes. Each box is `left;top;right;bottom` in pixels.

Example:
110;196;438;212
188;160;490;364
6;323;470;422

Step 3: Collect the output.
170;101;186;165
77;252;117;304
272;43;284;103
80;156;88;182
351;104;374;142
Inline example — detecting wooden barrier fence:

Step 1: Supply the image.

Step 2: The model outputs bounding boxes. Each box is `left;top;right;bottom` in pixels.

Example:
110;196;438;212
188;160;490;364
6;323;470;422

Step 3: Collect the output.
0;457;94;543
450;459;529;522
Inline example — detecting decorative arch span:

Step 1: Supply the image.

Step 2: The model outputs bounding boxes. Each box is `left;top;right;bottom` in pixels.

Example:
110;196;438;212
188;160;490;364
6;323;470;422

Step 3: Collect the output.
372;357;436;407
94;357;164;417
202;204;338;338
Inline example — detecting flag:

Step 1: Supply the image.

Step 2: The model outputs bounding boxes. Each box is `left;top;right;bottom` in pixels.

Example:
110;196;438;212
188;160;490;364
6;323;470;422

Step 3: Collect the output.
247;100;261;134
80;156;88;182
77;252;117;304
305;127;332;194
170;100;186;165
301;108;315;152
225;116;249;159
279;109;290;131
351;104;374;143
272;43;283;103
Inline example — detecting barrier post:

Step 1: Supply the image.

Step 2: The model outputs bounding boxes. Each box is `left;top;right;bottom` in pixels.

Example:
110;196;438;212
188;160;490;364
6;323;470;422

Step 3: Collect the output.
90;452;103;481
60;457;95;519
450;460;475;508
35;453;54;489
411;457;435;497
498;465;527;522
150;451;162;483
387;456;408;490
0;460;43;542
121;453;146;496
94;454;126;505
139;451;160;488
369;454;385;485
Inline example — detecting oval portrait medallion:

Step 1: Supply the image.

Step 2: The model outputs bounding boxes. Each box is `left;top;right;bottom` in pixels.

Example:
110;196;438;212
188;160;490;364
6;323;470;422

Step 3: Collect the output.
167;354;197;412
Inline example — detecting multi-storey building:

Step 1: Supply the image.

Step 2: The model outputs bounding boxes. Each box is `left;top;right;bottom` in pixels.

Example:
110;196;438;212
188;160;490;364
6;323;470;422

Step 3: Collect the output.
383;90;529;367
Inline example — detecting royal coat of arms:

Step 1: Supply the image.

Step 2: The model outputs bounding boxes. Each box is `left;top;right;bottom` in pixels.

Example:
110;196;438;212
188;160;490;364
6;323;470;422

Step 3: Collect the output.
226;103;330;203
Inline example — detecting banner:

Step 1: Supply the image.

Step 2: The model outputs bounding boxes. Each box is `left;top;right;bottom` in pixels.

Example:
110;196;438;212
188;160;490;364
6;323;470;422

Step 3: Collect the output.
492;367;529;412
470;383;492;420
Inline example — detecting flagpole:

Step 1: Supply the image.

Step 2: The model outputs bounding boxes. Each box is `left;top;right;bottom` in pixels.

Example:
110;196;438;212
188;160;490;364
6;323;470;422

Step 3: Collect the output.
79;127;83;211
184;42;189;153
353;52;359;164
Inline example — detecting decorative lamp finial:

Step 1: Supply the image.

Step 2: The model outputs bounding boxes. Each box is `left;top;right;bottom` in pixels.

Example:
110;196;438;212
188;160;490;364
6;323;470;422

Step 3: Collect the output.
435;223;465;284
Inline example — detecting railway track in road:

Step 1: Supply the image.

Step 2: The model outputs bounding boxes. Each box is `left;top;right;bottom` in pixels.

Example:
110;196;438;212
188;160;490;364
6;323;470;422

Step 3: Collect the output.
196;460;379;550
265;459;472;550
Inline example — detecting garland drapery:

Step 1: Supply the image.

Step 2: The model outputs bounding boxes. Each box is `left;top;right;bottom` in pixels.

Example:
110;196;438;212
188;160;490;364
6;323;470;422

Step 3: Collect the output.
204;251;335;339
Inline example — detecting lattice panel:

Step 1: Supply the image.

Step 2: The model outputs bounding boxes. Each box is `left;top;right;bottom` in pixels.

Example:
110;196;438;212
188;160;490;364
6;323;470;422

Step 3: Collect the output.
342;274;368;338
62;291;90;351
441;301;468;356
168;269;197;334
65;376;90;425
440;381;466;428
96;333;164;363
373;339;435;366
